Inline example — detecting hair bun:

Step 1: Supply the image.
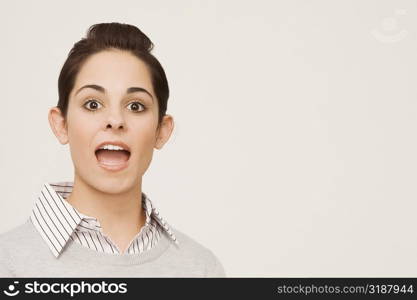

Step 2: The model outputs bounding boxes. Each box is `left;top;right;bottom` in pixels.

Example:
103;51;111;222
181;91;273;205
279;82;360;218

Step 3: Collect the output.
86;22;154;53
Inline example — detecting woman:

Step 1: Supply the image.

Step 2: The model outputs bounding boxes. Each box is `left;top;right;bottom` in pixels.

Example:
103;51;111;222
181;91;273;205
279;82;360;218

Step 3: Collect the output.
0;22;225;277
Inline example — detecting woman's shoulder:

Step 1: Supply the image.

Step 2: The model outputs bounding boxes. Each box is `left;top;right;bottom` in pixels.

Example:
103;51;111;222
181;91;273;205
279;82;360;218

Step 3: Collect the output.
168;226;226;277
0;219;37;277
0;219;38;249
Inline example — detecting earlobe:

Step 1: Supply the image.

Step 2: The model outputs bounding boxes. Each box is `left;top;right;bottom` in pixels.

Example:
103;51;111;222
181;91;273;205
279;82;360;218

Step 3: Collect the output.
48;107;69;145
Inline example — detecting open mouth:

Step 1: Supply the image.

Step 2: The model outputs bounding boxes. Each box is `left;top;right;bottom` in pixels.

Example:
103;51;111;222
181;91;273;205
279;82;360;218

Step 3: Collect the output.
95;149;131;166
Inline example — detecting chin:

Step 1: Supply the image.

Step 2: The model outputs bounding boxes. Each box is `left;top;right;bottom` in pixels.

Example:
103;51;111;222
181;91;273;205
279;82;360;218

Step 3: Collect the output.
76;169;138;194
97;177;138;193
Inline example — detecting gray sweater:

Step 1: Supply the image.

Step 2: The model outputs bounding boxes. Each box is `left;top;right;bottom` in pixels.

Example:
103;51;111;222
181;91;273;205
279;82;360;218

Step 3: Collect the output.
0;219;226;277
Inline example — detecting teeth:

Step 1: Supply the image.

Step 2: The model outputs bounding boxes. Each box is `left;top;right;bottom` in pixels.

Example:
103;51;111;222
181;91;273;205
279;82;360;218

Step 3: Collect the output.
99;144;125;151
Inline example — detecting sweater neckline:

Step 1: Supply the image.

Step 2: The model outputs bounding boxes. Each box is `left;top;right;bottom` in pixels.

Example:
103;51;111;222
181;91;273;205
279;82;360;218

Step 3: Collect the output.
59;230;174;266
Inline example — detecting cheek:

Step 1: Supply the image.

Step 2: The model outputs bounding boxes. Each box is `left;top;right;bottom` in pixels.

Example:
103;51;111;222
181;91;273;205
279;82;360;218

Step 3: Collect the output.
135;131;156;150
133;132;157;174
66;115;97;161
131;122;157;155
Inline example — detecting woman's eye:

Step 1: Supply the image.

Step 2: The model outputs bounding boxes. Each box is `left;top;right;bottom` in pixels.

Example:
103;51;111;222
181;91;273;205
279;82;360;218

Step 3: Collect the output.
127;102;145;112
83;99;102;111
83;100;145;112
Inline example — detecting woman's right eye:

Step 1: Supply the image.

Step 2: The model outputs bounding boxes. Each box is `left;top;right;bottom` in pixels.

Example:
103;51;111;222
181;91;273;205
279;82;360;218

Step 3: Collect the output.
83;99;102;111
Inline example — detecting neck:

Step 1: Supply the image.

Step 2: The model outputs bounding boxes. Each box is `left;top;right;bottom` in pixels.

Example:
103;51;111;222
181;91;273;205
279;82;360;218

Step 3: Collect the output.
65;173;145;253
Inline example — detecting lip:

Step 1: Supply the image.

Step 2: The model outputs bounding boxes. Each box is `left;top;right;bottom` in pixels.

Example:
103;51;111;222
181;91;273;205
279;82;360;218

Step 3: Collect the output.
95;140;131;152
97;159;129;172
94;140;131;172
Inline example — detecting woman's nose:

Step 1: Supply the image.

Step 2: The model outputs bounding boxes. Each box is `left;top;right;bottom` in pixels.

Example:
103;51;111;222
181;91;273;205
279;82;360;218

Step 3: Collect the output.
106;121;124;129
105;110;126;130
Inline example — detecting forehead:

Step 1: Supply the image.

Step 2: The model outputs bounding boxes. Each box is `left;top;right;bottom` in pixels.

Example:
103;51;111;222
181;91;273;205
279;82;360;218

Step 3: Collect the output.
73;49;154;96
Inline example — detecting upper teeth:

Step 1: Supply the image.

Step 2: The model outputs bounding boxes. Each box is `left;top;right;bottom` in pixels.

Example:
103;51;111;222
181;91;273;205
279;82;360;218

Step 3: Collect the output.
99;144;125;151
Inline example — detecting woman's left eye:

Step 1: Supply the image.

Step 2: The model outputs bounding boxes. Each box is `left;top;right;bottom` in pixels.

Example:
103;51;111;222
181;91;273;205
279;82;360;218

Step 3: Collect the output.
127;102;145;112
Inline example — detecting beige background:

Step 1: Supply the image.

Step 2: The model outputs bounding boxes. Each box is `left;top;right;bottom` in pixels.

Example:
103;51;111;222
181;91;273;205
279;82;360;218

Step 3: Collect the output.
0;0;416;276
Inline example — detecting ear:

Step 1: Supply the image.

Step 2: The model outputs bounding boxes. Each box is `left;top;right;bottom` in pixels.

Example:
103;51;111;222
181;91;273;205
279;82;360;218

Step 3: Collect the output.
154;114;174;150
48;106;69;145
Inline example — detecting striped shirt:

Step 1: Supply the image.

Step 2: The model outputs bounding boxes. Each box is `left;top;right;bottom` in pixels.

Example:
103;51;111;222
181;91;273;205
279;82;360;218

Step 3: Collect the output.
30;182;178;258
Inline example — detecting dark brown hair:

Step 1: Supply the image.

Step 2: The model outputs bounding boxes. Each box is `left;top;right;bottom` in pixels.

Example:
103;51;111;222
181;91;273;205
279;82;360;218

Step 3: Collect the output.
57;22;169;128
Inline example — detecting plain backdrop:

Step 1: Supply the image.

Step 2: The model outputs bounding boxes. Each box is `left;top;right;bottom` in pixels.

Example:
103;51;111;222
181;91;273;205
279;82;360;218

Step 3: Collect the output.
0;0;416;276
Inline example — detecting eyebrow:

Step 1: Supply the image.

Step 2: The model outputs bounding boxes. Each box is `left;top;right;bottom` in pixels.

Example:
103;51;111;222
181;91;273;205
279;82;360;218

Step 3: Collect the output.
74;84;154;102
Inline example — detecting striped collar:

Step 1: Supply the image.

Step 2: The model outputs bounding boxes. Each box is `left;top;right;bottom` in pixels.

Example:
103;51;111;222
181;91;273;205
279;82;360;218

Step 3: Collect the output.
30;181;178;258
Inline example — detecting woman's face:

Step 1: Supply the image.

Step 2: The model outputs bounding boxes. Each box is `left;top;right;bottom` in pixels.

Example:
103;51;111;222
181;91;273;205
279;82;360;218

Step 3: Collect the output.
49;49;173;194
